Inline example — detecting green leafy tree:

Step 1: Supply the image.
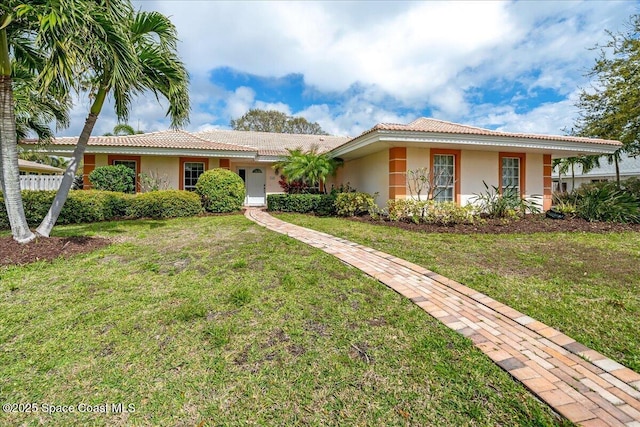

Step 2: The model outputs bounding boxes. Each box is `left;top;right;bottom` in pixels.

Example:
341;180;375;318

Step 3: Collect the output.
574;14;640;186
273;146;342;194
231;109;328;135
36;6;190;237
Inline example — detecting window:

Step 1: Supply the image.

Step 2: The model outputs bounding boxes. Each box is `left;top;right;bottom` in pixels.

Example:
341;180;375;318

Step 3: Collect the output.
432;154;455;202
183;162;204;191
113;160;137;172
502;157;520;195
179;157;209;190
499;153;526;198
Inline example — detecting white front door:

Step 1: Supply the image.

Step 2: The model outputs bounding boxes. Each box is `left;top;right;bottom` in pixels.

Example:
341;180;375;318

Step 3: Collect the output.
239;167;266;206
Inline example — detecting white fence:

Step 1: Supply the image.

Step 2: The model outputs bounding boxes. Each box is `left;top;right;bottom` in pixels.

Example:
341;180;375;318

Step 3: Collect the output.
19;175;64;191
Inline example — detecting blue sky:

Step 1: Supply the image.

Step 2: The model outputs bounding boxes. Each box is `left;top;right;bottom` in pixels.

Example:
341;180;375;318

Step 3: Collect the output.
62;0;639;138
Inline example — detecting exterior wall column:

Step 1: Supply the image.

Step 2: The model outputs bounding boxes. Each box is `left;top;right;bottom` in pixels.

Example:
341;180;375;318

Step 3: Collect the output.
83;154;95;189
219;159;230;170
543;154;552;211
388;147;406;199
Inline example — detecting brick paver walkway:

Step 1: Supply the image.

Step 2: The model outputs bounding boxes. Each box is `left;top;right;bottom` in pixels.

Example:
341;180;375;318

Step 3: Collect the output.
245;208;640;426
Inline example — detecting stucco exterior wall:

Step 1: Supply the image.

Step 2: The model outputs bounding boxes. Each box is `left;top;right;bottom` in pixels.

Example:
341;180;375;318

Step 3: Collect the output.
459;151;498;205
525;153;544;209
138;156;179;189
340;150;389;204
406;147;430;173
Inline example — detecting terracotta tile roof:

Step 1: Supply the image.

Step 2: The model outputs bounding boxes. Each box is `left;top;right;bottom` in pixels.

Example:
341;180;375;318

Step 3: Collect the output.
24;130;255;152
367;118;622;146
195;129;350;156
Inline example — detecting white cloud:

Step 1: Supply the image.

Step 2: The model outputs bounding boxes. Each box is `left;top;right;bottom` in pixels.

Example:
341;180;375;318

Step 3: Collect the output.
51;1;637;138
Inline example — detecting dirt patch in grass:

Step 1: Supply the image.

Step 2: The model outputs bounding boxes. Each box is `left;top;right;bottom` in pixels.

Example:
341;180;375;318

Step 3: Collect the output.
349;214;640;234
0;236;110;266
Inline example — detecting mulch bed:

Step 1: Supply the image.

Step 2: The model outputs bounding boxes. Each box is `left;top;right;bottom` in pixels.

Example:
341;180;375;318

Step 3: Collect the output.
348;214;640;234
0;236;110;267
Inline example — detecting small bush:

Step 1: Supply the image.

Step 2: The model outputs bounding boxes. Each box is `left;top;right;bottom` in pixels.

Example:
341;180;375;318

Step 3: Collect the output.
622;177;640;201
470;181;540;218
386;199;476;225
334;192;377;217
574;184;640;223
127;190;202;219
267;194;321;212
315;194;337;216
89;165;136;193
195;169;245;213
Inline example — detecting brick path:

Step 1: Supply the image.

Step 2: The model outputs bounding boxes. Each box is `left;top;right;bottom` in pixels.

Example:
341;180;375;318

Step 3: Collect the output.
245;208;640;426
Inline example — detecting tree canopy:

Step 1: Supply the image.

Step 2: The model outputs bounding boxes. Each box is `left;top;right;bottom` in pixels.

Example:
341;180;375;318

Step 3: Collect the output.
574;14;640;156
231;109;328;135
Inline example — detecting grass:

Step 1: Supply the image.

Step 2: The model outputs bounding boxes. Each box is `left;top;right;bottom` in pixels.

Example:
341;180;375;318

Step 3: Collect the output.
0;215;566;426
276;213;640;373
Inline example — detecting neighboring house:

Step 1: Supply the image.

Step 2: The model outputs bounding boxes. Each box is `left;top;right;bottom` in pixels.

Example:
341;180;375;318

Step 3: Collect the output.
18;159;64;175
20;118;621;210
552;153;640;193
18;159;64;191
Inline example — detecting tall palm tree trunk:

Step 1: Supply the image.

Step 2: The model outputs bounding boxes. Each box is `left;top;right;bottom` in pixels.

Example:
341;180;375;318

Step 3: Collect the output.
614;156;620;188
0;29;35;243
36;88;106;237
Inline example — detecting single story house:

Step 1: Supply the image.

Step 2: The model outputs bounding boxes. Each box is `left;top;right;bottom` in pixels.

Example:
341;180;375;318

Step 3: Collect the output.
18;159;64;175
21;118;621;210
17;159;65;191
552;153;640;192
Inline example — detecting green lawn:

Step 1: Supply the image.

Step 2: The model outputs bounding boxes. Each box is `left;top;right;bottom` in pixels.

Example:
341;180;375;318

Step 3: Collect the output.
0;215;566;426
276;213;640;373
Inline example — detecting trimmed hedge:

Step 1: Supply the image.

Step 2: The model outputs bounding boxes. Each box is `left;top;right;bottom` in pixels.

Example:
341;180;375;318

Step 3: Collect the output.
267;194;325;213
1;190;133;229
195;168;245;213
0;189;203;229
126;190;202;219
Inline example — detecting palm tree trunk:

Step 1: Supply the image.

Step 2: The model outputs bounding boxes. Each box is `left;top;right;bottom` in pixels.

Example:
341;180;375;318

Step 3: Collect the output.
36;86;107;237
571;164;575;192
615;156;620;188
0;29;35;243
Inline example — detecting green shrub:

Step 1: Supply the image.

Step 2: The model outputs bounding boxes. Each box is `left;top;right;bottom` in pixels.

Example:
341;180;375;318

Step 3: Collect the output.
315;194;337;216
267;194;324;213
574;184;640;223
470;181;541;218
334;192;377;217
386;199;476;225
89;165;136;193
127;190;202;219
386;199;427;223
0;190;132;229
195;169;245;213
622;177;640;201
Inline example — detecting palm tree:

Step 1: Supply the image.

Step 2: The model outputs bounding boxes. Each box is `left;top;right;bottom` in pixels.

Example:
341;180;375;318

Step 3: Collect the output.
1;0;130;242
274;146;342;193
553;155;600;192
0;22;34;242
36;8;190;236
103;123;143;136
